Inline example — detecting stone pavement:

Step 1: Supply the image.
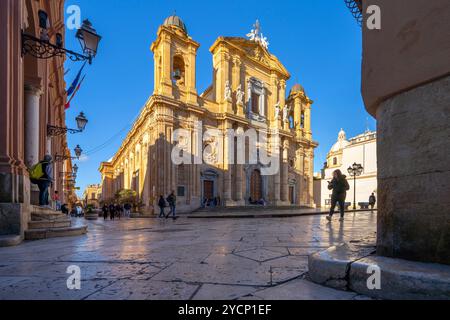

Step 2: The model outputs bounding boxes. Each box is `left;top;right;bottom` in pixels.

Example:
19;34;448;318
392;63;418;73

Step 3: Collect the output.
0;211;377;300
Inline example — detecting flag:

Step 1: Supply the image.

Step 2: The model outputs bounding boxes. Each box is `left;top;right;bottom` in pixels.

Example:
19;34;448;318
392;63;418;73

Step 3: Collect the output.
66;62;86;96
65;75;86;110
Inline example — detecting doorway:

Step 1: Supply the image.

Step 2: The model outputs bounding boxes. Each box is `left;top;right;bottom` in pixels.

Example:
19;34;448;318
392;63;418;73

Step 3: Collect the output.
289;185;295;205
250;169;262;201
203;180;214;200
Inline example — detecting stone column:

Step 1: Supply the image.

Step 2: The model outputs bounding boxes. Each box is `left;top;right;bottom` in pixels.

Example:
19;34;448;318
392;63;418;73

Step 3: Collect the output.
360;0;450;265
235;126;244;205
304;103;312;140
186;45;198;105
223;120;234;206
24;84;41;167
280;140;289;203
160;36;173;97
24;84;42;206
293;97;303;138
272;143;281;205
376;76;450;265
232;57;243;115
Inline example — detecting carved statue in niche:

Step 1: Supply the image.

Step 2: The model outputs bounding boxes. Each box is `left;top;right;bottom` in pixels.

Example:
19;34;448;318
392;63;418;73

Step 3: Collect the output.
236;84;244;105
224;80;232;101
283;104;291;123
274;101;281;120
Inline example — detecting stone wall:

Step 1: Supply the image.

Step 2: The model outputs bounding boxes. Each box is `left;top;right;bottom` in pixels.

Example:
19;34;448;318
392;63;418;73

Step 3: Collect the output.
376;75;450;265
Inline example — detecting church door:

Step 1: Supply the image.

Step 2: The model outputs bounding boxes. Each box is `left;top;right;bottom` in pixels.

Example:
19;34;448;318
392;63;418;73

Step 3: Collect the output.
289;186;295;205
250;170;262;201
203;180;214;200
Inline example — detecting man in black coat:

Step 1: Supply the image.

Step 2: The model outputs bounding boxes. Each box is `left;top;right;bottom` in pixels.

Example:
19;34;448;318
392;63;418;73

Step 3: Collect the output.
326;170;350;222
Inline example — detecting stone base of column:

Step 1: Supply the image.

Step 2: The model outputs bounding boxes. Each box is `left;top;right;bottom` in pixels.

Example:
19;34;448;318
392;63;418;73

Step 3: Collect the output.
272;200;291;206
234;199;246;206
0;171;31;241
223;199;236;207
30;184;40;206
376;75;450;265
0;203;30;240
309;243;450;300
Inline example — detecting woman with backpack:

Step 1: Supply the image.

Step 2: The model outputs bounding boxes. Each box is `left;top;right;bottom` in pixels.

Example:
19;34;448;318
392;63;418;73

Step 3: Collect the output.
326;169;350;222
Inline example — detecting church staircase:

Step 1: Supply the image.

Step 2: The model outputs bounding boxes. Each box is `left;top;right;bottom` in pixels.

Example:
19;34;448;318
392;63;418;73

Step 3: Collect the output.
25;206;87;241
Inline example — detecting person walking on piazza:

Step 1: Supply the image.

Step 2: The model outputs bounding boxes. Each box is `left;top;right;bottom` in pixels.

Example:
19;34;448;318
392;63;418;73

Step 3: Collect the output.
116;203;122;220
158;195;166;218
369;193;377;212
102;204;109;220
326;169;350;222
124;202;132;218
109;203;116;221
165;191;177;220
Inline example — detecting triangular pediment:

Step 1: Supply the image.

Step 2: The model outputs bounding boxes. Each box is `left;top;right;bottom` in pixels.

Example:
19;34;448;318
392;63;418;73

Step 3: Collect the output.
211;37;290;78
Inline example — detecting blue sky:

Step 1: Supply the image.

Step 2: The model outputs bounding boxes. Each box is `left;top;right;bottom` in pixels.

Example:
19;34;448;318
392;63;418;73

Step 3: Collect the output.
63;0;375;197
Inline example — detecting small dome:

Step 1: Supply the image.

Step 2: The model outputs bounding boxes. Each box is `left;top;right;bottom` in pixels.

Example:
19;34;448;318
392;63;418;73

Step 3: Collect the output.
289;84;305;96
330;129;350;153
163;15;188;34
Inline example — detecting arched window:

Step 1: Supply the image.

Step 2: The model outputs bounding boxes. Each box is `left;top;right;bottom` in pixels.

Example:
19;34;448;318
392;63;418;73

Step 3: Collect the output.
333;157;337;165
300;112;305;128
289;116;294;129
172;55;185;85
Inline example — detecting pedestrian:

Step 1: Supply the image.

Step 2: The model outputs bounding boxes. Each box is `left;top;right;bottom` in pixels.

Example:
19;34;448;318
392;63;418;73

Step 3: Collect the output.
369;193;377;212
124;203;132;218
109;203;116;220
116;204;122;220
158;195;166;218
29;155;54;207
165;190;177;220
326;169;350;222
61;204;69;215
53;191;61;211
102;204;109;220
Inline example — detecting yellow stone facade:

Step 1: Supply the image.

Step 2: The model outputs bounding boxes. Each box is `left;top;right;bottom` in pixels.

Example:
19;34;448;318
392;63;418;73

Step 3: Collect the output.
100;16;317;214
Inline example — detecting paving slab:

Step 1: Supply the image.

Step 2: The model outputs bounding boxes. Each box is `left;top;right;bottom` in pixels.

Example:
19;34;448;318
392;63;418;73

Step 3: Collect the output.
251;279;358;300
0;211;378;300
192;284;262;300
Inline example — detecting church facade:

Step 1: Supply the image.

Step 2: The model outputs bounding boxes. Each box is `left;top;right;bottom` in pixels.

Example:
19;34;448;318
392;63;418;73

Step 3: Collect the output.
99;16;317;214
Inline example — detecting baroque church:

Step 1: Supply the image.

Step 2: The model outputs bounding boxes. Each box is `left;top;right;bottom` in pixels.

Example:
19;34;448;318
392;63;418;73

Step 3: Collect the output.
99;15;317;214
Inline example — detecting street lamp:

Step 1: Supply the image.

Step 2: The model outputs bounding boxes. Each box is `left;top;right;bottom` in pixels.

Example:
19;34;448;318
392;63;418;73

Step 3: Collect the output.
47;112;88;137
76;20;102;63
73;164;79;174
22;12;101;64
74;145;83;158
347;162;364;210
54;145;83;162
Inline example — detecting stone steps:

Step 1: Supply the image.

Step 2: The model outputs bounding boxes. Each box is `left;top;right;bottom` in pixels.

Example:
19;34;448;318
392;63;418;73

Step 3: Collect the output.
28;219;71;229
25;205;88;241
24;225;88;241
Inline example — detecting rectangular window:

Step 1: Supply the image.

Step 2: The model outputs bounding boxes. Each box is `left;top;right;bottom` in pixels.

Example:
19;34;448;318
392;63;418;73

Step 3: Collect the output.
177;186;185;197
251;92;260;114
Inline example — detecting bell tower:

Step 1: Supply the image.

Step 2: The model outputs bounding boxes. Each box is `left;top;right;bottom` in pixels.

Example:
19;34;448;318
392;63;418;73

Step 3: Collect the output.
151;15;199;105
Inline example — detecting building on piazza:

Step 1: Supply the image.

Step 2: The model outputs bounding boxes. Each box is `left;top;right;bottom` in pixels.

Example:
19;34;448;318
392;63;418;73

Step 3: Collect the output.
99;16;318;214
